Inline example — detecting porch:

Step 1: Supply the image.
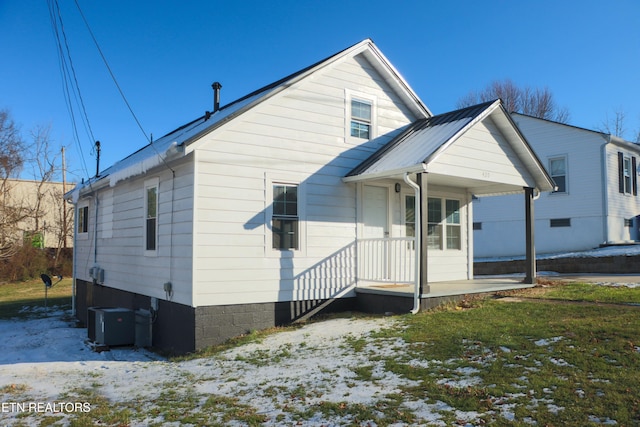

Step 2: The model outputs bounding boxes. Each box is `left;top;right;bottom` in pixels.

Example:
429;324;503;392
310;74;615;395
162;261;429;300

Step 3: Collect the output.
355;276;534;314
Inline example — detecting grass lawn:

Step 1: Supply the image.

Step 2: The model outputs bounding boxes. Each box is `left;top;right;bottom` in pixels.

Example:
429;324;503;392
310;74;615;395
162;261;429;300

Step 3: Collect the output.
0;277;73;318
1;279;639;425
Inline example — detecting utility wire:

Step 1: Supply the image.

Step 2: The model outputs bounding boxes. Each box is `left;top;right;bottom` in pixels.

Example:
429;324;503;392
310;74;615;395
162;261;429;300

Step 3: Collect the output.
73;0;150;144
47;0;91;181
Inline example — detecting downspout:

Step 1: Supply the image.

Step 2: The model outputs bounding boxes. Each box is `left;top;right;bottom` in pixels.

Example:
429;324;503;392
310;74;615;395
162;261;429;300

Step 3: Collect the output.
404;173;421;314
600;139;610;244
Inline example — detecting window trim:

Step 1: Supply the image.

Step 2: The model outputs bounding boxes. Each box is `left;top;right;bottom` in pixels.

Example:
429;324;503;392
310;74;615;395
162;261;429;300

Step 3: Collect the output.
404;194;463;251
77;204;89;240
548;155;568;194
144;178;159;256
345;89;377;143
265;173;306;257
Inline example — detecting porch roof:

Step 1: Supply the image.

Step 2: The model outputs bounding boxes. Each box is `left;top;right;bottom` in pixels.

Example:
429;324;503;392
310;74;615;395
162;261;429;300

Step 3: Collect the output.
344;100;556;196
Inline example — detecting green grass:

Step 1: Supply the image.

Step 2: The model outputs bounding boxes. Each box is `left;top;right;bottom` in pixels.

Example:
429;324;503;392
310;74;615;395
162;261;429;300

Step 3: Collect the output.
2;280;639;426
528;281;640;304
0;277;73;318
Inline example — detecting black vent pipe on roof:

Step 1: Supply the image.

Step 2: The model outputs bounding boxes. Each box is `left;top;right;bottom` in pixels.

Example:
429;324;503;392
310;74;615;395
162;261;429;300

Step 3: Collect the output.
212;82;222;112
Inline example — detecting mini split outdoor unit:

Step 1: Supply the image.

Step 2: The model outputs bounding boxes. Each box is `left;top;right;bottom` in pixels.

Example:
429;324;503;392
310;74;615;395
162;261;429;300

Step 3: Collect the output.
87;307;135;346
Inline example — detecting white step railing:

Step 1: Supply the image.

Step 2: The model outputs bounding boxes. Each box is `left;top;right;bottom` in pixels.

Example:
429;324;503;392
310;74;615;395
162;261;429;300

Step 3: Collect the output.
357;237;416;284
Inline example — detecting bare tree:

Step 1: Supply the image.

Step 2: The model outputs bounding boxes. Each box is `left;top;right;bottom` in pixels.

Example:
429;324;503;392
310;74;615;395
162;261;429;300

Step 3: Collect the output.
0;110;28;258
457;79;570;123
598;107;640;143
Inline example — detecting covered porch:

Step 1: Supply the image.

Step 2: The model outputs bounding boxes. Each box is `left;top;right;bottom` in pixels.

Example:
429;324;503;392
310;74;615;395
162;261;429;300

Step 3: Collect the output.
344;100;556;311
354;276;534;314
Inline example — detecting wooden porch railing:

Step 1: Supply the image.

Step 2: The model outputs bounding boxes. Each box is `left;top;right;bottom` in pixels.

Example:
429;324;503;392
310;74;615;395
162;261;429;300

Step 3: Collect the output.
357;237;416;284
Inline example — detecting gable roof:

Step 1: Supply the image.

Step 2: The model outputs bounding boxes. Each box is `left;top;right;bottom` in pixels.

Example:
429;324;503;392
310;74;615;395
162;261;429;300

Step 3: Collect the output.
66;39;431;200
345;99;556;195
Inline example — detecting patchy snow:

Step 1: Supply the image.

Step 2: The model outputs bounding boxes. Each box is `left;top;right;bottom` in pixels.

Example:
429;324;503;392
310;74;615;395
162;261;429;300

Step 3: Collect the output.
475;244;640;263
1;290;638;425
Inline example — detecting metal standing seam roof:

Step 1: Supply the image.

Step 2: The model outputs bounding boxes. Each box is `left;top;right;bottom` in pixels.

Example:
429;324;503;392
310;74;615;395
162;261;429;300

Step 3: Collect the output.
346;100;498;178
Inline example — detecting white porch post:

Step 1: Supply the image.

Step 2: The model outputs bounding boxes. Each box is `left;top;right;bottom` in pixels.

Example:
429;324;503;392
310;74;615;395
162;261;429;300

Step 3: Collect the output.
524;187;536;284
418;173;430;294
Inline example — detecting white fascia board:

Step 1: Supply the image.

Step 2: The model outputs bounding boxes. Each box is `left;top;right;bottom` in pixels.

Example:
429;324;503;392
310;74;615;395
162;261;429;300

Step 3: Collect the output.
364;44;432;119
342;164;427;183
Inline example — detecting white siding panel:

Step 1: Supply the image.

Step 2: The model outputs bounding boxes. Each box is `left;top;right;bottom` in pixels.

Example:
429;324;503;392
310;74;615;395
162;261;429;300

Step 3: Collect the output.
474;115;608;257
77;161;195;305
192;53;417;306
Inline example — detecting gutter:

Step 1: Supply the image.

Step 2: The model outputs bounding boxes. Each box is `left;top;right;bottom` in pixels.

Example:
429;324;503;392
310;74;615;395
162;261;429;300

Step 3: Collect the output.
404;172;421;314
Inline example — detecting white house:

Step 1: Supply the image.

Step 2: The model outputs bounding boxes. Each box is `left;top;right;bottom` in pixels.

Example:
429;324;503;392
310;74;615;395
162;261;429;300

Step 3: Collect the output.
474;113;640;258
66;40;554;354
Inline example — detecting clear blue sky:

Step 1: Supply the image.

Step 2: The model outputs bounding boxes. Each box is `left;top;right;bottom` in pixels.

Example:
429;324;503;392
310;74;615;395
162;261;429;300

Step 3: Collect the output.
1;1;639;184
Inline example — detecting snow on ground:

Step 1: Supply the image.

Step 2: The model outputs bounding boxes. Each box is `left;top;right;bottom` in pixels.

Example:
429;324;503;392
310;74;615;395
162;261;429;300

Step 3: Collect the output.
475;243;640;263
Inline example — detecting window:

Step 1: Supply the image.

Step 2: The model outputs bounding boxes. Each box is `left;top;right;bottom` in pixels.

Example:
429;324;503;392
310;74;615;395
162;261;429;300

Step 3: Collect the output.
427;198;442;249
145;182;158;252
550;218;571;227
625;218;633;228
272;184;298;250
405;195;415;237
350;99;372;139
78;206;89;233
618;152;637;196
473;222;482;230
549;156;567;193
445;199;461;249
623;156;632;194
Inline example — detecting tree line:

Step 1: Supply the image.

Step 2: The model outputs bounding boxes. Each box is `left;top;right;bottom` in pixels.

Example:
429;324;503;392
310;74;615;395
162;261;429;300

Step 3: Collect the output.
0;109;73;281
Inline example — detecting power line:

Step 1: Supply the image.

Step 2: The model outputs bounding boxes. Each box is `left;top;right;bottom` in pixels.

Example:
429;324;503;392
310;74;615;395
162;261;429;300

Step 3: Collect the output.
73;0;151;144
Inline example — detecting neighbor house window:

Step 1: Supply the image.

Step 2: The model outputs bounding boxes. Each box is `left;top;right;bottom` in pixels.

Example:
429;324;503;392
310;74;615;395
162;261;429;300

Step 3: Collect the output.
549;156;567;193
618;152;637;196
623;156;632;194
78;205;89;234
550;218;571;227
272;184;298;250
350;99;372;139
145;180;158;252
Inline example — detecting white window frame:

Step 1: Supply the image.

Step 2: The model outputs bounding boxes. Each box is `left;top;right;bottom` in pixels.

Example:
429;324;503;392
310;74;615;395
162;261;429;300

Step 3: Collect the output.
623;156;632;194
77;203;89;240
404;194;463;251
144;177;159;256
345;89;377;143
549;155;568;194
265;173;306;257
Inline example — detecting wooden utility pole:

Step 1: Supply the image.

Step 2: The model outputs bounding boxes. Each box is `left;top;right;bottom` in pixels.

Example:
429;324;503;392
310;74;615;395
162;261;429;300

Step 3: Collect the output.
61;146;67;249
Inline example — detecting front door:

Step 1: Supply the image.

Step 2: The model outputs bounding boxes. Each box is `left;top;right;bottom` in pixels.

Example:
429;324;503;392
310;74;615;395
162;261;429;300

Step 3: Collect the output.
362;185;389;280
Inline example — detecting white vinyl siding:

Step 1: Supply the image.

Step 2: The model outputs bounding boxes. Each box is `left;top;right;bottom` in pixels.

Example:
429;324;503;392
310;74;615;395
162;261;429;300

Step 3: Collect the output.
191;53;417;306
72;162;194;306
474;115;606;257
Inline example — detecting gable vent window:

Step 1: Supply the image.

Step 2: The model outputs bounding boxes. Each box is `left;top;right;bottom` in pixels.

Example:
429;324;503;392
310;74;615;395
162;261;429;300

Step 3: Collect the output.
350;99;372;139
272;184;299;250
550;218;571;228
618;152;637;196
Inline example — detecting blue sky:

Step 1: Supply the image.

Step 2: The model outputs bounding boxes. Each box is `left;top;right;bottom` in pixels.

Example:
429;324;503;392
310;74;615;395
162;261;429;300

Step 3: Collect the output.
1;1;639;183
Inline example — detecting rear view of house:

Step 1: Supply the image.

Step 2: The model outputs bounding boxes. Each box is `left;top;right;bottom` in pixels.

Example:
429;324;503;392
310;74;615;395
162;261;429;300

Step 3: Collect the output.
474;114;640;258
67;40;554;354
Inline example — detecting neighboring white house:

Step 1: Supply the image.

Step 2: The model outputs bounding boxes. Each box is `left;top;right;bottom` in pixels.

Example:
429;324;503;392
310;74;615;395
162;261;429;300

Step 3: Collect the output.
474;113;640;258
66;40;554;354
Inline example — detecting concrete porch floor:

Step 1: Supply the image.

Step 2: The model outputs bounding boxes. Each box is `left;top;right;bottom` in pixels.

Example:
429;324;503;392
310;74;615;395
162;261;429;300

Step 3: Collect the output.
354;276;534;314
356;276;533;298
